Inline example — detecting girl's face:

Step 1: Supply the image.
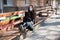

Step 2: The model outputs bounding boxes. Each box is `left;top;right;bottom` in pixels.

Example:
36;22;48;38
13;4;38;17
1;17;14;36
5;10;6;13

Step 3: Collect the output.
30;6;33;11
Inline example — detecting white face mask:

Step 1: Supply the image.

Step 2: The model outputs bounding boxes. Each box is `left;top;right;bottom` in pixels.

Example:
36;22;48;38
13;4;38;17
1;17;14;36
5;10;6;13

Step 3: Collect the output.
30;6;33;11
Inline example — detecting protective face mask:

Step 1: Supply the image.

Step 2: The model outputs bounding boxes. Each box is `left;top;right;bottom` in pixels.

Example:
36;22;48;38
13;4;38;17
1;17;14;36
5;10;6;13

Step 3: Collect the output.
30;6;33;11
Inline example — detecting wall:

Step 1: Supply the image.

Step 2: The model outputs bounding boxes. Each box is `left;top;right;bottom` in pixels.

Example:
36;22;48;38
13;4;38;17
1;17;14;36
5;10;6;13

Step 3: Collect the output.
0;0;14;9
17;0;30;7
17;0;25;7
7;0;13;6
25;0;30;6
31;0;38;6
37;0;47;6
0;0;2;9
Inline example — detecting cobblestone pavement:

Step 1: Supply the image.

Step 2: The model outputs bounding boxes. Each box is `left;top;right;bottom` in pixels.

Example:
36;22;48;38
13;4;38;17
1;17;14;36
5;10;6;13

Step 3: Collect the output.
24;12;60;40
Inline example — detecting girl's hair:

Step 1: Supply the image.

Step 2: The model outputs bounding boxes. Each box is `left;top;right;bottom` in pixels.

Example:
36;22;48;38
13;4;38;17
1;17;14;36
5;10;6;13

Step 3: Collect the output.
28;5;34;11
29;5;33;7
28;5;35;19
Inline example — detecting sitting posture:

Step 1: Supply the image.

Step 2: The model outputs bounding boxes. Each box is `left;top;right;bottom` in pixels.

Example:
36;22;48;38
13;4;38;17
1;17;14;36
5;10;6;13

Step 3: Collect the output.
23;5;36;31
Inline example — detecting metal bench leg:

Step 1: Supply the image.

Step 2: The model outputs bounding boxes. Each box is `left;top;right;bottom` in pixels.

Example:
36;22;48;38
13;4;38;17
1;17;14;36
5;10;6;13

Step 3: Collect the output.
19;25;27;40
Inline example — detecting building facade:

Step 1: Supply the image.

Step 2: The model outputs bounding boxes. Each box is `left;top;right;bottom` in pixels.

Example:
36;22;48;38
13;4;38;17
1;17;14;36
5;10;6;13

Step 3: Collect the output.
0;0;53;13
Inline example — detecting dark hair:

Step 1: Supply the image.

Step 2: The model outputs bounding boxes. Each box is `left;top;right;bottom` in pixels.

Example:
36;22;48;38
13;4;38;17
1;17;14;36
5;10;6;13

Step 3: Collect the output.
28;5;36;19
31;5;34;9
28;5;34;12
29;5;33;7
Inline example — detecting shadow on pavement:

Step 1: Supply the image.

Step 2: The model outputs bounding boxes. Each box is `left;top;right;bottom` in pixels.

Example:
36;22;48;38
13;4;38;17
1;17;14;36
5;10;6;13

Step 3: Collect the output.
41;21;60;26
55;17;60;19
55;37;60;40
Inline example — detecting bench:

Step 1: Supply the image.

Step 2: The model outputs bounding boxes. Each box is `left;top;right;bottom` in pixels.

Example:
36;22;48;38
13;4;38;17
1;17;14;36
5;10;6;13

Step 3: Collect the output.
17;9;52;39
0;6;53;40
0;11;25;33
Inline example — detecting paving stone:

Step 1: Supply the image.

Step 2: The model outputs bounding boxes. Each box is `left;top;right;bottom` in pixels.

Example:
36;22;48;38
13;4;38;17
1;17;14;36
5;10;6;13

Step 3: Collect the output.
24;38;32;40
24;14;60;40
26;31;33;37
48;31;59;35
38;27;47;30
57;25;60;28
47;26;60;31
46;35;59;40
36;30;48;36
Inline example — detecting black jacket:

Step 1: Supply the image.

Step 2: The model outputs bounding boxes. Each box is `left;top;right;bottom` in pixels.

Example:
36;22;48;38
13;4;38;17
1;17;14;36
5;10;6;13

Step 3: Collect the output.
23;7;36;22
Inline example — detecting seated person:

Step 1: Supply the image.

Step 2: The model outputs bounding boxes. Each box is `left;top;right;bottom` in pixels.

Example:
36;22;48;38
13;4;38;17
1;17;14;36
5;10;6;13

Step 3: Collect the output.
23;5;36;31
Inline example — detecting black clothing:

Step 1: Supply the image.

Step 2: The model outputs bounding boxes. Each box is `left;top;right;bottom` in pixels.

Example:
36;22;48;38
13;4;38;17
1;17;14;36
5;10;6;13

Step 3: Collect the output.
23;6;36;31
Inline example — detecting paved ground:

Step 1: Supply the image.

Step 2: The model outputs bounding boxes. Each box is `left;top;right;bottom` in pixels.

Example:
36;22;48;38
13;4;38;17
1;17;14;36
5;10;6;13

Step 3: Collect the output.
24;10;60;40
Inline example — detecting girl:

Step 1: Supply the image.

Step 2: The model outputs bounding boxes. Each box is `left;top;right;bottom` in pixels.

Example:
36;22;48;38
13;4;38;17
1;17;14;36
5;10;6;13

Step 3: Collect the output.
23;5;36;31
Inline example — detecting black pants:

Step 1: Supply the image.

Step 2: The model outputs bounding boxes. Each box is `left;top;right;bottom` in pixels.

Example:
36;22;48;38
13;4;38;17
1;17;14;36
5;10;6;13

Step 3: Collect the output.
23;21;33;31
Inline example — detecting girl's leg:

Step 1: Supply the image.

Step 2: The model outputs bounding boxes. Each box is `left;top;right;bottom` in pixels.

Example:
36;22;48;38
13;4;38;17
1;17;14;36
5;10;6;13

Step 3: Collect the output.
26;21;33;31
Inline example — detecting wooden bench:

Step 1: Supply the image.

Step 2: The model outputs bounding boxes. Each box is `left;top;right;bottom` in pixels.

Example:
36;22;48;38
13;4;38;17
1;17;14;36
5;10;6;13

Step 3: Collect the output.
10;7;54;40
0;11;25;33
0;6;53;40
